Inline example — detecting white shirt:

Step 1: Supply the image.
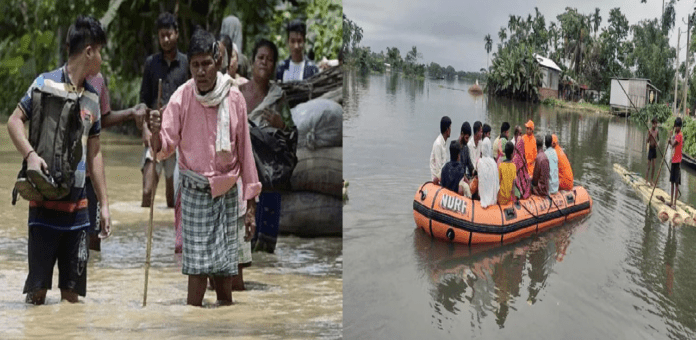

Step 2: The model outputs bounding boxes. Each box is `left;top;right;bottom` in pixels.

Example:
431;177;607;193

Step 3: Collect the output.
476;138;499;208
283;60;306;82
468;137;482;171
430;134;447;180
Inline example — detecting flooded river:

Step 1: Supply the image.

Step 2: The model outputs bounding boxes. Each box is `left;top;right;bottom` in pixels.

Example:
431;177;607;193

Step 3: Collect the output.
0;126;342;339
343;71;696;339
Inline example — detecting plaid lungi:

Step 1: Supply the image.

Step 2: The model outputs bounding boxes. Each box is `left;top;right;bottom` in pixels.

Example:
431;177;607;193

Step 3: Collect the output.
180;170;239;276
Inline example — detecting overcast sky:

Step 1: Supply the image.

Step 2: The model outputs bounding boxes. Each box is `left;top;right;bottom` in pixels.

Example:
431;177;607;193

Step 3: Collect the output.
343;0;696;72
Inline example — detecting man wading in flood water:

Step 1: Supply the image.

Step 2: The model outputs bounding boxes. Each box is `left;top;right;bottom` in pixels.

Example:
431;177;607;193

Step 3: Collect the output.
148;29;260;306
7;16;111;304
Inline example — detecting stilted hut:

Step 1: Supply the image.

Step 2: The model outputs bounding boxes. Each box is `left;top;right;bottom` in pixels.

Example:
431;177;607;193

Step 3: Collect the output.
609;78;660;116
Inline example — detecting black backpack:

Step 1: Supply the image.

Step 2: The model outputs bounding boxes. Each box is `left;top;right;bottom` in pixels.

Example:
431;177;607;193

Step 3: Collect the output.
12;86;84;204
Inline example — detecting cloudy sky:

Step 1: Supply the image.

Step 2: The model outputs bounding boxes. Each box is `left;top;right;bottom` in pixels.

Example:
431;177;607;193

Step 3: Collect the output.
343;0;696;73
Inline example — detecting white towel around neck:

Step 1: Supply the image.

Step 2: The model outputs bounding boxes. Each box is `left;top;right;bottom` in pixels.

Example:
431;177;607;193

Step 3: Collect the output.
194;72;236;153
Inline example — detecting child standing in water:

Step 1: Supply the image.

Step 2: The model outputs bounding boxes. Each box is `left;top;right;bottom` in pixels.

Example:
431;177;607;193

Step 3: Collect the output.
646;117;659;185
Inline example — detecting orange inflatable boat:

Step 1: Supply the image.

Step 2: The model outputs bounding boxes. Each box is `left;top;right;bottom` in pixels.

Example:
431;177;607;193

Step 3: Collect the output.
413;182;592;245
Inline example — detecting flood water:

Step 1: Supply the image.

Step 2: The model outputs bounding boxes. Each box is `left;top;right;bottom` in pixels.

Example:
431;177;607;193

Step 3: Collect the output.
0;127;342;339
343;71;696;339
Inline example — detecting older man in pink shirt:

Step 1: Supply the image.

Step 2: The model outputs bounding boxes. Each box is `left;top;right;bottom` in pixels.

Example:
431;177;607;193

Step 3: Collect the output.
149;29;260;307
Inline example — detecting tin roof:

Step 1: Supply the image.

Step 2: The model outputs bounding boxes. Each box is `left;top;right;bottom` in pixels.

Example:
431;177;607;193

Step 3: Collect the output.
610;78;661;93
533;54;562;72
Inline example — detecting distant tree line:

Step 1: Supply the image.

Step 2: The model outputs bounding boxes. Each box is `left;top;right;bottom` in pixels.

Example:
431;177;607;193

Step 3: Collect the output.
343;14;484;80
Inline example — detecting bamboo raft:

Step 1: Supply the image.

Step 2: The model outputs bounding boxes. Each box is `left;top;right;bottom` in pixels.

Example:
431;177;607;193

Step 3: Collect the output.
613;163;696;226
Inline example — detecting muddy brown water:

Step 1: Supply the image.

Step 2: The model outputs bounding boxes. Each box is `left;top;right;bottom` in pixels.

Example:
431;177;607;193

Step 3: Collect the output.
343;71;696;339
0;126;341;339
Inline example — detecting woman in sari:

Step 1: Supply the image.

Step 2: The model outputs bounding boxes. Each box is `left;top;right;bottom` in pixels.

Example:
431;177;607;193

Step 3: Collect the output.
512;135;532;200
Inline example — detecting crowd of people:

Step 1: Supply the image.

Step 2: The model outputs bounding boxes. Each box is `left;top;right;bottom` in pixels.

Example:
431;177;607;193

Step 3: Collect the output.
430;116;575;208
8;9;332;307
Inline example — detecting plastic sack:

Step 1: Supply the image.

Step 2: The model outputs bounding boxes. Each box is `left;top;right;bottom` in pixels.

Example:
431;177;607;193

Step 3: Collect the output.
290;98;342;150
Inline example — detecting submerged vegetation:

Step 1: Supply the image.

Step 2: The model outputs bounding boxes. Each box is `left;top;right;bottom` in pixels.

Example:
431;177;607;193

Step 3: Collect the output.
487;44;542;100
486;5;681;105
630;103;673;125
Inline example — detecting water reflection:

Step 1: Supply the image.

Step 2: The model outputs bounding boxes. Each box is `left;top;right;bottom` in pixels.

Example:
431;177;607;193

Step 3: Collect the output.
387;72;399;96
344;71;696;339
413;218;585;329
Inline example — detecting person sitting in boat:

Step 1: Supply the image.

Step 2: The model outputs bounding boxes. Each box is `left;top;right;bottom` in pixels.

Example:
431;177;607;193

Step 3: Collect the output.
498;141;516;205
468;121;483;169
552;134;574;191
430;116;451;185
440;141;470;197
482;123;492;142
532;137;550;196
493;122;510;163
544;134;559;194
523;120;537;177
476;138;499;208
512;130;532;200
458;121;475;178
481;123;492;160
511;125;522;146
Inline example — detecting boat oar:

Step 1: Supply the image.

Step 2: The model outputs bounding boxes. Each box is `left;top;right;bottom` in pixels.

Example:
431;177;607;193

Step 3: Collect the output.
143;78;162;307
647;136;672;208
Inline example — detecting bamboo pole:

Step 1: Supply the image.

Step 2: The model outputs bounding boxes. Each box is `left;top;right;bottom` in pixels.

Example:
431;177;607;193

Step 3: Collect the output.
143;78;162;307
648;137;672;207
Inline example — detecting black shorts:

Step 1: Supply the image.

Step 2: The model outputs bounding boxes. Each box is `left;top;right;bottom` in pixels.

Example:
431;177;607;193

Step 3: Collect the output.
86;177;100;234
670;162;681;185
648;146;657;160
23;226;89;297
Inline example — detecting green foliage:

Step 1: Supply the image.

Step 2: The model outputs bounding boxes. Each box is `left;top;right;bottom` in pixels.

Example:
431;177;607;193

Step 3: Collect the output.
353;47;384;73
664;115;696;157
306;0;342;61
631;103;672;125
386;47;403;70
541;97;563;106
342;13;362;59
1;1;343;119
628;19;675;99
267;0;341;63
107;74;142;111
428;62;443;78
487;43;542;101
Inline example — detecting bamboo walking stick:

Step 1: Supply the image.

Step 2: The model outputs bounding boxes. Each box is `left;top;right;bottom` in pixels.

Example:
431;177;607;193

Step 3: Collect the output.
143;78;162;307
648;136;672;208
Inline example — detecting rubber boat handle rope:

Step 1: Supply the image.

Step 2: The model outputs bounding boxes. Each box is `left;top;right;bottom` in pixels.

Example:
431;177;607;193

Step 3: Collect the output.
547;193;567;218
609;69;681;199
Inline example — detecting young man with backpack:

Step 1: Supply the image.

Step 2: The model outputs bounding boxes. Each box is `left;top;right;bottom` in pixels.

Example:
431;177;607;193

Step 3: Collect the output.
7;16;110;304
